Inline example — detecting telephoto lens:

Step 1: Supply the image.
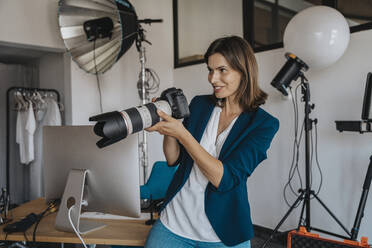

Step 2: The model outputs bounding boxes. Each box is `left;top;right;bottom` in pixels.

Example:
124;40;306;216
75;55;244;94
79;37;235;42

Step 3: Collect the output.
89;87;190;148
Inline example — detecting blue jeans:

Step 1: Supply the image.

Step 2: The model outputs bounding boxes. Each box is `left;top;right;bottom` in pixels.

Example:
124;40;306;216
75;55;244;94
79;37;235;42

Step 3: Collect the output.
144;220;251;248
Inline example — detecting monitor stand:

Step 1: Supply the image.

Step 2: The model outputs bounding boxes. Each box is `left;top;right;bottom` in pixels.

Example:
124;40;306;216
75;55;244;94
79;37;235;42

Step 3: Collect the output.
55;169;106;234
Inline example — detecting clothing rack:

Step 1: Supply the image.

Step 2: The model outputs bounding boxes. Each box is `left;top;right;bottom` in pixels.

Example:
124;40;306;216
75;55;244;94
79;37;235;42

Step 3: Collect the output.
5;86;61;202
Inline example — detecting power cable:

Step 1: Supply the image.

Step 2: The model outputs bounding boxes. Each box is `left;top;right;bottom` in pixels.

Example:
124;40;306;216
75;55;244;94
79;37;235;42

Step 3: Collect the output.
314;121;323;196
137;68;160;101
282;80;324;207
68;206;87;248
283;83;304;208
32;200;59;247
93;39;103;113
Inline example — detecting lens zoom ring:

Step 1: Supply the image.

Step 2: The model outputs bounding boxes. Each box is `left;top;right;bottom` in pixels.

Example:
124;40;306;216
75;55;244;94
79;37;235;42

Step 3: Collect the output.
146;103;160;126
126;107;143;133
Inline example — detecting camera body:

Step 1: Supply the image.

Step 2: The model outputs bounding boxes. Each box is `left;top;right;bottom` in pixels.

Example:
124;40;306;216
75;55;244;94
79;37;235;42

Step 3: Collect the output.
158;87;189;119
89;87;190;148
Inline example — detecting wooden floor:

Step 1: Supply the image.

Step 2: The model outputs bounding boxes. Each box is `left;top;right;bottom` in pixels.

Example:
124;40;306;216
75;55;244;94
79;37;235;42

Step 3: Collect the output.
0;236;286;248
251;236;286;248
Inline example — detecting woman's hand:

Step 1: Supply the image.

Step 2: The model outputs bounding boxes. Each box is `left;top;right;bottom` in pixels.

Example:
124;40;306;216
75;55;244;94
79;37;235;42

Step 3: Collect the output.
146;97;182;165
146;110;186;140
146;98;223;186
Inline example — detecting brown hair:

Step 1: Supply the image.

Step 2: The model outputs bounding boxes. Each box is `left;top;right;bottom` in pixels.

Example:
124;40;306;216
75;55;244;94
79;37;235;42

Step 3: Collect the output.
204;36;267;112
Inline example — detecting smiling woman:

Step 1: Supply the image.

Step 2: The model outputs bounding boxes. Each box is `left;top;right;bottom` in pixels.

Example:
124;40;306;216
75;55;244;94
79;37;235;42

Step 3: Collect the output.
144;36;279;248
207;53;242;99
204;36;267;112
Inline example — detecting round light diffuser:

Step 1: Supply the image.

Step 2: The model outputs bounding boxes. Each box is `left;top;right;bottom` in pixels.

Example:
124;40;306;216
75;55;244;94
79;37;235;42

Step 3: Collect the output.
284;6;350;70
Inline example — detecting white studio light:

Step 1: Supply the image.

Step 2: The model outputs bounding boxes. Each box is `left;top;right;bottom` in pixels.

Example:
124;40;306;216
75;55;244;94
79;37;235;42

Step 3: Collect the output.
271;6;350;96
265;7;356;246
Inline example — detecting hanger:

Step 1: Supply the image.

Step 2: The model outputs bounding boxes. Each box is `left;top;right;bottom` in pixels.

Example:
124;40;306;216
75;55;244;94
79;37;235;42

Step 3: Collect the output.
23;91;37;112
43;91;64;112
13;91;28;111
31;91;47;111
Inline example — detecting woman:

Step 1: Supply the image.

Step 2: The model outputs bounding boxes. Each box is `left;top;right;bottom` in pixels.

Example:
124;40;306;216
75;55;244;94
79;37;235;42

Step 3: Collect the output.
145;36;279;248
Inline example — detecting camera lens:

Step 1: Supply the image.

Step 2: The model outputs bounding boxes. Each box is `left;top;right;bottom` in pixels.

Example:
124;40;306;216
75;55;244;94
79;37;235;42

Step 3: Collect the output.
119;101;172;137
89;87;189;148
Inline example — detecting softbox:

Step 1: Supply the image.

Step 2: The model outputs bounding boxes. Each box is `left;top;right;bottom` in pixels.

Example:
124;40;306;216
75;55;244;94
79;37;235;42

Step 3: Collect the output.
58;0;138;73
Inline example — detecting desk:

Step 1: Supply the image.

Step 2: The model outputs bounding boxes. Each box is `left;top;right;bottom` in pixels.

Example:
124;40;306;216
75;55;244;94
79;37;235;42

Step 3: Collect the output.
0;198;151;246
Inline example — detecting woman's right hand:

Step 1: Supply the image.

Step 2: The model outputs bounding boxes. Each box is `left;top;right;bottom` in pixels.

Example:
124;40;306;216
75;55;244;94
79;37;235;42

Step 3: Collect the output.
149;97;180;165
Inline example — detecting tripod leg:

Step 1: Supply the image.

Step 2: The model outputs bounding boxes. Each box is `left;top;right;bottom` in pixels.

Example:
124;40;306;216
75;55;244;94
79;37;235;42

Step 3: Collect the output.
297;197;306;228
351;155;372;240
259;191;305;248
312;193;351;237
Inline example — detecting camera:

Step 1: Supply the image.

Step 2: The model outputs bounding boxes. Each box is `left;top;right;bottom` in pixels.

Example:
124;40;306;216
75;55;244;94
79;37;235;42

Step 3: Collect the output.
89;87;190;148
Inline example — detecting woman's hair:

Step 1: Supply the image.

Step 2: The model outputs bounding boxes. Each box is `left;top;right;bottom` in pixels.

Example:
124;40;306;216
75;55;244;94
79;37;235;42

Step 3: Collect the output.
204;36;267;111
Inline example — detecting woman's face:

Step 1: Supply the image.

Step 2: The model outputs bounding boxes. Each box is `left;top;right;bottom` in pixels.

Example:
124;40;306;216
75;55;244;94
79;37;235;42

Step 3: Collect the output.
207;53;242;100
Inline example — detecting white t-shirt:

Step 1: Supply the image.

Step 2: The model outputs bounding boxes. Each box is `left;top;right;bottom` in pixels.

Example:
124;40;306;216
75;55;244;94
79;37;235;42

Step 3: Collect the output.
160;106;238;242
16;101;36;164
42;98;62;126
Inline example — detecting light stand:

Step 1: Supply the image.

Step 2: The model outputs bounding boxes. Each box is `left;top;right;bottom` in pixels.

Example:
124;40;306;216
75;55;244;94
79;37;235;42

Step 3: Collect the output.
135;20;162;183
261;74;352;247
136;28;150;183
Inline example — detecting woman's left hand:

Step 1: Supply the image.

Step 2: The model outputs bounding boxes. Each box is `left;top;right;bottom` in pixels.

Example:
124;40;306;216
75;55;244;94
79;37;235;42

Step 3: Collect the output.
145;110;186;140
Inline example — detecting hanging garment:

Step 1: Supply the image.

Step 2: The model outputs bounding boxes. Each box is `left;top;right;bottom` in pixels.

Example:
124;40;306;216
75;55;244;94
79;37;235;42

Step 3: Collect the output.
42;98;62;126
16;101;36;165
16;111;26;164
3;63;38;204
30;97;62;200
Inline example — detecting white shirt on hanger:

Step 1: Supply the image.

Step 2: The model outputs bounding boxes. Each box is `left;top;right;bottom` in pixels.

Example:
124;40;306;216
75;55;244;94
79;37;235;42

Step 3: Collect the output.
16;111;26;163
160;106;238;242
16;100;36;164
42;98;61;126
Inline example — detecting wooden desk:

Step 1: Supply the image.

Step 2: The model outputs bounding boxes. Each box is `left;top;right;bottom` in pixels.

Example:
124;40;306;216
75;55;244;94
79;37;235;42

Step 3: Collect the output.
0;198;151;246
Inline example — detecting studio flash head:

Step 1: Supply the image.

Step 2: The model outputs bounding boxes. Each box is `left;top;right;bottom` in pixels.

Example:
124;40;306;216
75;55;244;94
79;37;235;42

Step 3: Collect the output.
89;87;190;148
271;53;308;96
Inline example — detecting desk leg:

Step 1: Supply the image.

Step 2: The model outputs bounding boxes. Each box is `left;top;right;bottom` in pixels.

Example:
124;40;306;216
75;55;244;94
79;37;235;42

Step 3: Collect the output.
61;243;64;248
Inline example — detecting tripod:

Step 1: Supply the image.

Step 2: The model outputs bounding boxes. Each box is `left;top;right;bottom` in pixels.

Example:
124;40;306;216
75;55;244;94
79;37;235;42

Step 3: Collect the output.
261;74;352;247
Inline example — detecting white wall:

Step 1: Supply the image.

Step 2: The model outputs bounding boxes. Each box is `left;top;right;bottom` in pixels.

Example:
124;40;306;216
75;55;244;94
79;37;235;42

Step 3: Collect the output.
174;30;372;238
178;0;242;58
39;53;71;124
0;0;64;51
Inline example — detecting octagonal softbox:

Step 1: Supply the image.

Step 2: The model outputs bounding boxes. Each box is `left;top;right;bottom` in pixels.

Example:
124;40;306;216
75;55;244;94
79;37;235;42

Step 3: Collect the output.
58;0;138;73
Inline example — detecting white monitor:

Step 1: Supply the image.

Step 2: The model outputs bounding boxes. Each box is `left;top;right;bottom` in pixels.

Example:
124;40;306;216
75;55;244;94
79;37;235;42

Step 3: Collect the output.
43;125;140;234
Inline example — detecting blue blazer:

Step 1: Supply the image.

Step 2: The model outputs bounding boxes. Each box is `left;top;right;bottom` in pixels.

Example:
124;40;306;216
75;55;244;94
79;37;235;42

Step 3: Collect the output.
161;95;279;246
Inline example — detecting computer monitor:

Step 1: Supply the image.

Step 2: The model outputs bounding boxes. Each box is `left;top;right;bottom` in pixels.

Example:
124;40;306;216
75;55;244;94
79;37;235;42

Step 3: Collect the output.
43;125;140;234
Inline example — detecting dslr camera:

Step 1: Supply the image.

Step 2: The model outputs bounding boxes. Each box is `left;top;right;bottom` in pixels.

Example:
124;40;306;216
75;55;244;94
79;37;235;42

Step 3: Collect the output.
89;87;190;148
